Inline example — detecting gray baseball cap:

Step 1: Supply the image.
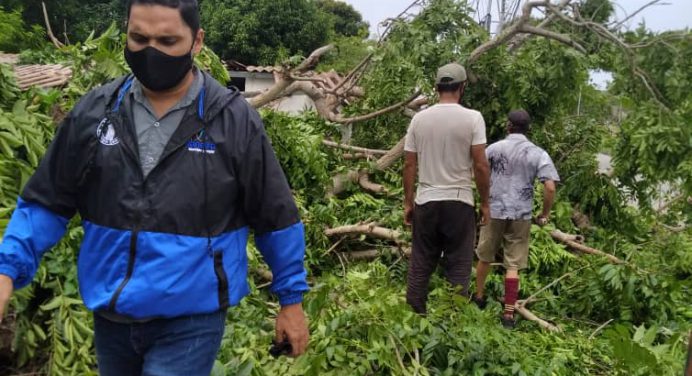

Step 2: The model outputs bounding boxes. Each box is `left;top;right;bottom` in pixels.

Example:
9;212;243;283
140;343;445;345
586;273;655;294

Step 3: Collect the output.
435;63;467;85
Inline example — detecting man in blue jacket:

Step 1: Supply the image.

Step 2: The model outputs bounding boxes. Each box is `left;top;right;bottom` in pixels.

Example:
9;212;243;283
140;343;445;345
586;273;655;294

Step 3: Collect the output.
0;0;309;374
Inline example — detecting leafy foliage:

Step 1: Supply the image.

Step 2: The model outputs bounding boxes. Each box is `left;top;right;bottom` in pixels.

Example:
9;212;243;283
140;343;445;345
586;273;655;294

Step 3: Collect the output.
316;0;370;38
201;0;334;65
0;2;690;375
609;29;692;205
2;0;124;45
0;8;46;53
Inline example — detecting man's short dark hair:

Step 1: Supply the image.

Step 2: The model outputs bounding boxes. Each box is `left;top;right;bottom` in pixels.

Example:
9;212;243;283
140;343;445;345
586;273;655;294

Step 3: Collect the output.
436;81;462;94
508;110;531;133
127;0;200;36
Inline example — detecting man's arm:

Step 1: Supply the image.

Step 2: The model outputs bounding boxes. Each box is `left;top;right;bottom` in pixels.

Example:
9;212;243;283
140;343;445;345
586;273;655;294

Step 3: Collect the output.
535;150;559;226
471;144;490;225
537;180;556;225
403;151;417;226
237;109;309;356
0;111;83;321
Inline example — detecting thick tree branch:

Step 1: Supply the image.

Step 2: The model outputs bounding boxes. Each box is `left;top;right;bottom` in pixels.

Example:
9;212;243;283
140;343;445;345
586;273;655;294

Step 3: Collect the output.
519;25;586;53
249;45;334;108
329;137;406;196
328;52;374;96
509;0;572;52
550;230;624;264
325;224;404;244
329;90;422;124
42;2;65;48
375;137;406;171
467;1;550;65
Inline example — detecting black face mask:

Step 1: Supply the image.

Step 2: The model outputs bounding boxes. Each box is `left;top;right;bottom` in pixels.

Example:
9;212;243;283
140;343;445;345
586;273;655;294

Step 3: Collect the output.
124;45;193;92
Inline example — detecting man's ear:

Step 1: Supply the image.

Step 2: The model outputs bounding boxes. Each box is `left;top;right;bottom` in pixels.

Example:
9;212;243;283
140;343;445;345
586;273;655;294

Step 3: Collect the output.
193;29;205;55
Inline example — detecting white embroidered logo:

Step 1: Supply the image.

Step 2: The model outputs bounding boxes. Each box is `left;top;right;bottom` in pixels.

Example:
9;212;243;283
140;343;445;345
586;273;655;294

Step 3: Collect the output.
97;118;120;146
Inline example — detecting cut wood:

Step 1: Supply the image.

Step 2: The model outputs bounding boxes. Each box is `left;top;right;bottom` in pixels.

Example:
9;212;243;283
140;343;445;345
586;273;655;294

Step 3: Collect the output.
326;224;403;244
550;230;623;264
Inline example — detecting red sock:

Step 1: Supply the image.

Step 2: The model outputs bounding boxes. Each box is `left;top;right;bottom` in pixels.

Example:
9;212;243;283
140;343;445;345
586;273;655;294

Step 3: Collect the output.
504;278;519;317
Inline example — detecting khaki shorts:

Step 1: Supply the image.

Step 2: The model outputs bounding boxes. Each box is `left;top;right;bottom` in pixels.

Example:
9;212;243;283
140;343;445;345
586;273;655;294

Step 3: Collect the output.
476;218;531;270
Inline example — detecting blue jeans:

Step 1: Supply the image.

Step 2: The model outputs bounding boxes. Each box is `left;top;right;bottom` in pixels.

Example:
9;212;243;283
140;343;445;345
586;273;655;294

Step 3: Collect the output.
94;311;226;376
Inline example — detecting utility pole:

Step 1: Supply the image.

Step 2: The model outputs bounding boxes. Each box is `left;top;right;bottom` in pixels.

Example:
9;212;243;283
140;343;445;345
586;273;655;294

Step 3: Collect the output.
498;0;507;32
484;0;493;33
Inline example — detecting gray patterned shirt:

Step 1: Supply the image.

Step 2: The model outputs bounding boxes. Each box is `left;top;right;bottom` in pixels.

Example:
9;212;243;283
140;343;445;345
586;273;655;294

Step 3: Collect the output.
487;133;559;220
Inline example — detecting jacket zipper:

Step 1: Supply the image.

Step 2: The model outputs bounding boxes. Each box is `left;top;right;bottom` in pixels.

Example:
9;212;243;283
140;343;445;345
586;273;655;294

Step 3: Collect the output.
108;228;139;311
104;125;205;312
213;251;230;309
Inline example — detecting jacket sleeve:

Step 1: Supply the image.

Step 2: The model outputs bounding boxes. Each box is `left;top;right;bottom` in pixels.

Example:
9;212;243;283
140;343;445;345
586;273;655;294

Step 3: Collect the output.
0;112;81;288
237;110;308;306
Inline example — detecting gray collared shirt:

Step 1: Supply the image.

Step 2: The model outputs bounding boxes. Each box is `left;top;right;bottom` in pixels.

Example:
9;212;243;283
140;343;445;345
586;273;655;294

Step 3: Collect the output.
131;70;204;177
486;133;560;220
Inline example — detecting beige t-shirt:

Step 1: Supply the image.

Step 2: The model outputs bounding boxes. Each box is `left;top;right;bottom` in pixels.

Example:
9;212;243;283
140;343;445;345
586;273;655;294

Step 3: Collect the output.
404;103;487;206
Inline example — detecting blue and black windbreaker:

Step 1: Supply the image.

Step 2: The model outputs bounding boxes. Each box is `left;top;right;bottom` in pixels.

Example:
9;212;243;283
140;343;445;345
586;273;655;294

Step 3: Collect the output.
0;72;309;319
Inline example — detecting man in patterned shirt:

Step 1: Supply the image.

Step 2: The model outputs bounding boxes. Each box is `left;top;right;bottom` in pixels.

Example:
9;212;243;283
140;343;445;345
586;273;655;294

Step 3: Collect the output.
472;109;559;328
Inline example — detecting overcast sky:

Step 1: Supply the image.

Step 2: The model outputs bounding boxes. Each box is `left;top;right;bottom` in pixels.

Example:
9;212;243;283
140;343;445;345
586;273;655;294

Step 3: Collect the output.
344;0;691;36
343;0;689;88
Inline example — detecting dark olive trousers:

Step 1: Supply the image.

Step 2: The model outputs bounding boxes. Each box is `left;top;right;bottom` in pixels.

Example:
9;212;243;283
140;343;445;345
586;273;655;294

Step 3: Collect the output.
406;201;476;314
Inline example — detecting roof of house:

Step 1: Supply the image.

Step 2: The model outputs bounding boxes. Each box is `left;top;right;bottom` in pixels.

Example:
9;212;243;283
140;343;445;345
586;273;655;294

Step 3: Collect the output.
1;52;73;91
0;53;19;65
13;64;73;90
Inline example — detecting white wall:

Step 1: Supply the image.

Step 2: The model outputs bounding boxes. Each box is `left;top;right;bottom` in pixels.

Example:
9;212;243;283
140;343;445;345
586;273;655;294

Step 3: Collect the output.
244;73;316;115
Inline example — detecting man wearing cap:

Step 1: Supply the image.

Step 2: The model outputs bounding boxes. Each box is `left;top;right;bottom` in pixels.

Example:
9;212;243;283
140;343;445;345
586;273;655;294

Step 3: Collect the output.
472;109;559;328
403;63;490;314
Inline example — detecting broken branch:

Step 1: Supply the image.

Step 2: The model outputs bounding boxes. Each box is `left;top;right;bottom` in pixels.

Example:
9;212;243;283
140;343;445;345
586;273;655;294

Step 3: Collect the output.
516;300;561;332
330;90;422;124
550;230;624;264
519;25;587;54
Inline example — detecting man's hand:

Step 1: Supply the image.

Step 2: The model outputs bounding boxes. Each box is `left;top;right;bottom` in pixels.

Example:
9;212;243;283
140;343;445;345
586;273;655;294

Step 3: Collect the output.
0;275;14;323
404;203;414;226
479;203;490;226
275;303;309;357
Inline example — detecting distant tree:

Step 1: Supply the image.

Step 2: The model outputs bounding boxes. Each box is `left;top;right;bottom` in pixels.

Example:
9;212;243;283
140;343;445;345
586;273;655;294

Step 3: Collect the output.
201;0;333;65
0;8;46;52
577;0;614;24
1;0;124;44
316;0;369;38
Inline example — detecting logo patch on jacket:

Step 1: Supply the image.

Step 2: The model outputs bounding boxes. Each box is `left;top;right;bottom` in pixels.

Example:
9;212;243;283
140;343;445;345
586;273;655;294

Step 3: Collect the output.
97;118;120;146
187;130;216;154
